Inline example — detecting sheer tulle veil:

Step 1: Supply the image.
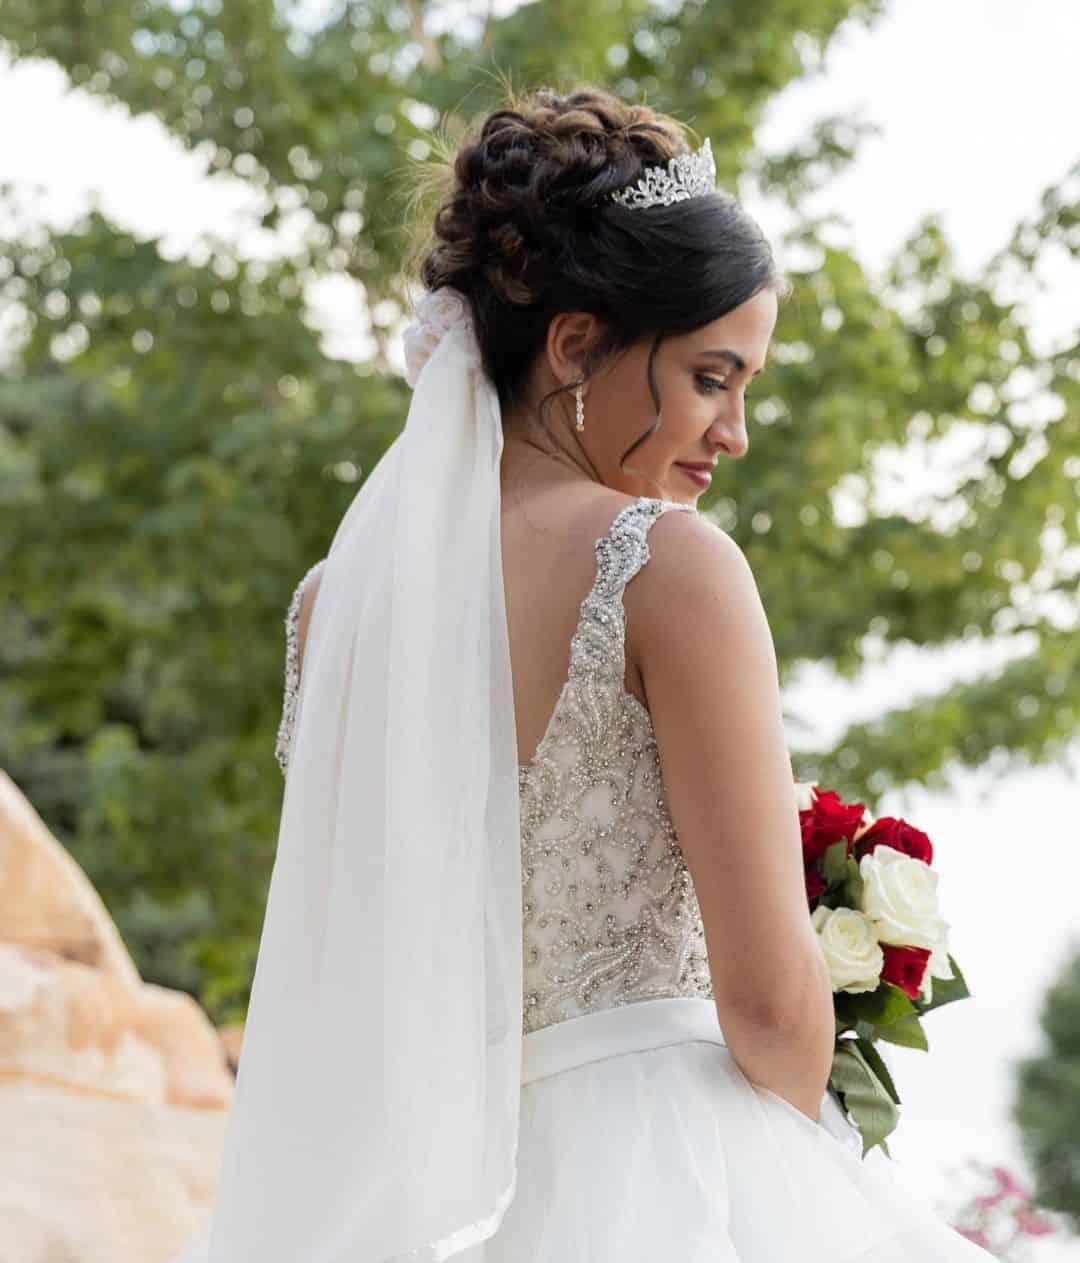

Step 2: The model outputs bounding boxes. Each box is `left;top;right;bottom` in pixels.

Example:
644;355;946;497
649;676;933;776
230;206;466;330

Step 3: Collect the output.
195;287;523;1262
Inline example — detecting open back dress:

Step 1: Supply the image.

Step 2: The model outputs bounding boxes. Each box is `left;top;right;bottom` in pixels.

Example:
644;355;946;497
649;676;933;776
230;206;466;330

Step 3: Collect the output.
275;495;990;1262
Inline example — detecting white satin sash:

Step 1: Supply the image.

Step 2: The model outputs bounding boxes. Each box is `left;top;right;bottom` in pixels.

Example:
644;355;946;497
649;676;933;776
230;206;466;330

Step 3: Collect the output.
520;996;861;1156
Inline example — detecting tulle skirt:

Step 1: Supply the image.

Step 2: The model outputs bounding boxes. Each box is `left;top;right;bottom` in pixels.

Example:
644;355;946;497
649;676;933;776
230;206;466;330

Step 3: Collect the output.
461;996;991;1262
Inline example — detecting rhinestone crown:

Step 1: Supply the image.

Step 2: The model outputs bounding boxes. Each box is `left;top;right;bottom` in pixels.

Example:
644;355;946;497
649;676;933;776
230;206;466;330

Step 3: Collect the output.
609;137;717;209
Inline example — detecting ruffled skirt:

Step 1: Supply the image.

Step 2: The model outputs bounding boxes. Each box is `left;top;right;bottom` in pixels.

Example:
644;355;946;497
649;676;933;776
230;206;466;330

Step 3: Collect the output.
461;996;990;1262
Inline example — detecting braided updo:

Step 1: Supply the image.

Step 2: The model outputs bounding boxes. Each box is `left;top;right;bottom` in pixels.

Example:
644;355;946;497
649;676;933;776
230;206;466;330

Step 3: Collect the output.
409;84;788;462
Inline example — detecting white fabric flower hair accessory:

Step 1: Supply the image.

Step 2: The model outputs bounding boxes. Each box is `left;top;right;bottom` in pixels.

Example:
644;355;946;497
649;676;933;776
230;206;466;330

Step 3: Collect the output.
403;286;472;388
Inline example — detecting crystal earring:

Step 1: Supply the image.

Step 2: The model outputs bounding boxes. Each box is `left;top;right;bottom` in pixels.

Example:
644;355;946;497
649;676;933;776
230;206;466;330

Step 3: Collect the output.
574;381;586;432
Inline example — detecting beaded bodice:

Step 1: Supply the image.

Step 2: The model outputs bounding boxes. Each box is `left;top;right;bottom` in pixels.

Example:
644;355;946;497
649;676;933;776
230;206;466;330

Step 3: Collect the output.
275;496;715;1037
516;496;714;1033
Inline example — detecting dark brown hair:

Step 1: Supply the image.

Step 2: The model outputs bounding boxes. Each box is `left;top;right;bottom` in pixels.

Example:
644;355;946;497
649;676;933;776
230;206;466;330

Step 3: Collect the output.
406;84;789;473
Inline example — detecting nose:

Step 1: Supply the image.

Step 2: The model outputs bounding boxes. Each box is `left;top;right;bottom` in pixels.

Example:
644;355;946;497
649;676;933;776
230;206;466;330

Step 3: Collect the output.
708;410;749;460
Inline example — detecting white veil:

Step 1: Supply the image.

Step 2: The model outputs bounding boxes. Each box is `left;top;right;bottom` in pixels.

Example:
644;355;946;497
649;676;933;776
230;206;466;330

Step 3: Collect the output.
196;287;522;1261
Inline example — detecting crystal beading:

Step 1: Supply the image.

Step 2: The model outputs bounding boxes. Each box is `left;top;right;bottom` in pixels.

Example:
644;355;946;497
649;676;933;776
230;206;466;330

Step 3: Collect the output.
275;497;717;1038
609;137;718;209
275;557;326;776
517;496;715;1033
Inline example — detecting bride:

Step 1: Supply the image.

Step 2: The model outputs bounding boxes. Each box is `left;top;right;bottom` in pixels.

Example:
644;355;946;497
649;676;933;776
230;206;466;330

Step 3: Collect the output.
178;84;991;1261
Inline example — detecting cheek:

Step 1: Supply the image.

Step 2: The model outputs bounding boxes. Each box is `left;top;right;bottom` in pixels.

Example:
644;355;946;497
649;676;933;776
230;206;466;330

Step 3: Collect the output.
661;378;714;436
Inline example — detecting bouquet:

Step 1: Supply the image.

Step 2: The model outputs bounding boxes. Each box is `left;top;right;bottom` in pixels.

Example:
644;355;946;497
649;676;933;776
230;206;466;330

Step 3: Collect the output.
796;781;970;1158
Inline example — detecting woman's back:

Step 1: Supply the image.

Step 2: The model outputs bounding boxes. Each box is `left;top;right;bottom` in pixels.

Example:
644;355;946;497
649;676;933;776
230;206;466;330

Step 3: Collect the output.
279;476;821;1045
276;481;713;1034
500;478;654;770
502;483;711;1033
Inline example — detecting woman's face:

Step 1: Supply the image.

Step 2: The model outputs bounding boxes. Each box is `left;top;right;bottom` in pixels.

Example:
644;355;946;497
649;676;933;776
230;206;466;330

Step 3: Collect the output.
578;287;778;504
591;289;778;500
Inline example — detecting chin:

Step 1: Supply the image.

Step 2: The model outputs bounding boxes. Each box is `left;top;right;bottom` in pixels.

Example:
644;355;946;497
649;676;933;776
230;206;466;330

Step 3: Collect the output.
659;490;698;507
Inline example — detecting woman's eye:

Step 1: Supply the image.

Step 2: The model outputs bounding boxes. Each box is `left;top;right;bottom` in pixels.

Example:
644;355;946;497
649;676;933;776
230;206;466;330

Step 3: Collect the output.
696;374;730;394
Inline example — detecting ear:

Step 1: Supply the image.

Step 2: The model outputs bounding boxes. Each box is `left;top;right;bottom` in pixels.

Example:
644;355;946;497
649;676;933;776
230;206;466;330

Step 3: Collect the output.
545;311;600;388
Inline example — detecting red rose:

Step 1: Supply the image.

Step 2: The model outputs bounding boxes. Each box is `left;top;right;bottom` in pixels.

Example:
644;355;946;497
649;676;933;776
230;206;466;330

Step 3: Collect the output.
799;788;867;866
856;816;933;865
880;944;932;999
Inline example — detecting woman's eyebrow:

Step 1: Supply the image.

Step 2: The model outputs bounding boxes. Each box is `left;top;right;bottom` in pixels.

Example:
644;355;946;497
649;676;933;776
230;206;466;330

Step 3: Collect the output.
699;348;763;376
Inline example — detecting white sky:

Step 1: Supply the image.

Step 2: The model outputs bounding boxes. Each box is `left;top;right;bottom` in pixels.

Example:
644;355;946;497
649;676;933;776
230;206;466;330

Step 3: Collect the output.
1;0;1078;1251
756;3;1080;1251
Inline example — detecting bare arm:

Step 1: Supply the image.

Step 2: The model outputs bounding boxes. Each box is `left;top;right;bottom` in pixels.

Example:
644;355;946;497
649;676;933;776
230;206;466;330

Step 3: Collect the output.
628;513;834;1121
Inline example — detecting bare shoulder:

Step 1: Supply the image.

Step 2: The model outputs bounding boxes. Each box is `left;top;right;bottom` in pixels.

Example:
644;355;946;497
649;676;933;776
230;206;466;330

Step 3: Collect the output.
645;505;749;575
504;482;643;560
626;508;764;674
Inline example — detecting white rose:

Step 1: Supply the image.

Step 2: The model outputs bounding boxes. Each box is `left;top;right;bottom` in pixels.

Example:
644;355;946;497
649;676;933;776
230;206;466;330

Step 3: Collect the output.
403;320;445;388
859;847;947;950
918;934;954;1004
794;781;816;812
420;286;469;331
810;904;884;994
402;287;471;388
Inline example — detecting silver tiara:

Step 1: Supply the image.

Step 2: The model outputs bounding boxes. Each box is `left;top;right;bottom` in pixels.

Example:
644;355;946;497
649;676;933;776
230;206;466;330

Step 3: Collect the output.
609;137;717;209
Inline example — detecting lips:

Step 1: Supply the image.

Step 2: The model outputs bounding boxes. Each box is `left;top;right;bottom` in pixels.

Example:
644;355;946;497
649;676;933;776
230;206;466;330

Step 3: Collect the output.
676;463;713;489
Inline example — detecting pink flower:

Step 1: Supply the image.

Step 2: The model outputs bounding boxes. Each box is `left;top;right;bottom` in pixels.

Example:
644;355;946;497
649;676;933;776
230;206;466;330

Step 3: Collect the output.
1014;1208;1056;1237
990;1165;1030;1199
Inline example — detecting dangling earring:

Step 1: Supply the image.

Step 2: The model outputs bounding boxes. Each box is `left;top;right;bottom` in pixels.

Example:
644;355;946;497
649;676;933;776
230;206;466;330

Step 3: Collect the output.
574;380;586;432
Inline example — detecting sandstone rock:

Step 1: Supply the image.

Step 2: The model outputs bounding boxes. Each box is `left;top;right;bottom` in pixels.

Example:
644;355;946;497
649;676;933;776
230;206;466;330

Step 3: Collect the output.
0;776;233;1109
135;982;233;1109
0;940;234;1110
0;943;166;1103
217;1021;244;1074
0;1082;227;1263
0;772;139;984
0;770;237;1261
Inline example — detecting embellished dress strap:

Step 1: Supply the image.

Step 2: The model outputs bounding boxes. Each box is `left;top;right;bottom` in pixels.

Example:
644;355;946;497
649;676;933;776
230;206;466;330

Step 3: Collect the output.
567;495;696;690
275;557;327;776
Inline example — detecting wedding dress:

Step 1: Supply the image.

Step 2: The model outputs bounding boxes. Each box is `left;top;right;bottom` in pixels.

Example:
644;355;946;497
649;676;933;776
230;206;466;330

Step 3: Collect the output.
268;494;991;1262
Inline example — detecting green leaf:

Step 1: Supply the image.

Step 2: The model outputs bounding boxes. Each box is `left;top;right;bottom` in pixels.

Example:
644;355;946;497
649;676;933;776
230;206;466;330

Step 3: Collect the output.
823;839;849;884
842;855;864;905
874;1014;929;1051
830;1039;900;1158
848;982;916;1027
916;955;971;1015
833;992;859;1031
854;1036;901;1104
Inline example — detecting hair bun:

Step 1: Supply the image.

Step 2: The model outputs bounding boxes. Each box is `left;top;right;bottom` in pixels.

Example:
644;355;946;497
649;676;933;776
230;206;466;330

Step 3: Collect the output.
421;86;689;305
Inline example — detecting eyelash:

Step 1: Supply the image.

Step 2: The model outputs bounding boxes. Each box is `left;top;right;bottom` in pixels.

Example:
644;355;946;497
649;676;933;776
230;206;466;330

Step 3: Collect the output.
696;373;732;394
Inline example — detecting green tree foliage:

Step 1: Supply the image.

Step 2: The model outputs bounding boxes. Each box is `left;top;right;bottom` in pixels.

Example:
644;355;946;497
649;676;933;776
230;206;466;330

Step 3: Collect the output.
1013;949;1080;1231
0;1;1077;1018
